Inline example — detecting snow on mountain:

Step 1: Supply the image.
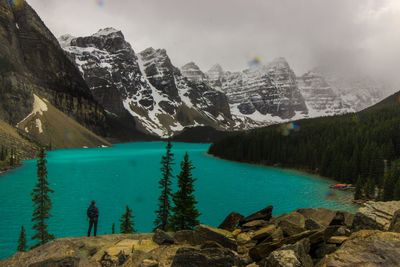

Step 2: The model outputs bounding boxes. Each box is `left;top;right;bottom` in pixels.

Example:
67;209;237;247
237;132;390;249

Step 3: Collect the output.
59;30;234;137
180;62;206;82
59;28;393;136
306;67;392;112
297;71;354;117
206;57;308;123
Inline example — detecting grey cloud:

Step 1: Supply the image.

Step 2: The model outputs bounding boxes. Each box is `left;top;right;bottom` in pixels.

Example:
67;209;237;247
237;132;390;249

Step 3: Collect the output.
28;0;400;85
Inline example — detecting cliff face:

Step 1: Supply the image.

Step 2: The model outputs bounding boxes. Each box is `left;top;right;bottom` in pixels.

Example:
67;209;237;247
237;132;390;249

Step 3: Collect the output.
206;58;308;121
0;0;94;123
0;1;153;148
0;0;120;148
61;31;234;137
297;71;354;117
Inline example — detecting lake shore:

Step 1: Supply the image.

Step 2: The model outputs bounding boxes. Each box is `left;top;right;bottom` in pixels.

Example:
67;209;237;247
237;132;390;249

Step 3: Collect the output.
205;151;360;206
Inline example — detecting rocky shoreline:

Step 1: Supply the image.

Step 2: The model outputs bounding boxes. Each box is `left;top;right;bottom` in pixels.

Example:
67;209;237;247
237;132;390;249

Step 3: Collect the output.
2;201;400;267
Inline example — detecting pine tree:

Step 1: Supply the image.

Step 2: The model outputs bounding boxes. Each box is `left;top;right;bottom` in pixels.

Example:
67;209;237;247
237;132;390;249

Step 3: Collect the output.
112;223;115;234
120;206;135;234
394;179;400;200
31;148;54;248
0;145;6;161
170;153;200;231
365;177;376;199
354;176;363;200
154;141;174;231
9;148;15;166
17;226;27;252
383;160;400;201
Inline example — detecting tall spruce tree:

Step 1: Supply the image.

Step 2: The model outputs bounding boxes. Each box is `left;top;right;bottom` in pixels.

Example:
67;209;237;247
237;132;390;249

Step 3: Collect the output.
120;206;135;234
154;141;174;231
170;153;200;231
31;148;54;247
17;226;27;252
354;176;363;200
394;179;400;200
9;148;15;166
365;177;376;199
383;160;400;200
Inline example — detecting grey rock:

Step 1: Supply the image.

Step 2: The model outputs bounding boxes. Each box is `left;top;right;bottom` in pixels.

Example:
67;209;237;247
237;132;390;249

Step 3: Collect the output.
242;220;268;230
352;201;400;231
311;243;337;260
265;249;301;267
249;230;318;261
305;218;323;230
296;208;337;227
195;225;238;250
218;212;245;232
171;247;241;267
240;205;273;225
265;238;312;267
329;211;354;227
152;229;175;245
318;230;400;267
174;230;206;246
274;212;306;236
389;210;400;232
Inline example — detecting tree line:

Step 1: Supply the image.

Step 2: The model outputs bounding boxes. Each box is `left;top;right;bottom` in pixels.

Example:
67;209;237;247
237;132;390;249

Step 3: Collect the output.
17;142;200;252
209;102;400;201
0;145;20;167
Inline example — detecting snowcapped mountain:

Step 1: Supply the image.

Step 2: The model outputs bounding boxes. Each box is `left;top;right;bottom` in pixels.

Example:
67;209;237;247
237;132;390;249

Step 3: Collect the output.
204;59;392;123
297;71;354;117
59;27;393;137
298;67;392;113
205;58;308;123
180;62;207;82
60;29;233;137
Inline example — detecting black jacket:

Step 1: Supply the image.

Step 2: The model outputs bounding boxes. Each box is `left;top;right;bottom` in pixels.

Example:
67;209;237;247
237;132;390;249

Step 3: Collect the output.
87;204;99;220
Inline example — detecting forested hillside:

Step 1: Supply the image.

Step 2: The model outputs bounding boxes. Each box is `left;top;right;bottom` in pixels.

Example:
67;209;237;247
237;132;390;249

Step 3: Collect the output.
209;92;400;200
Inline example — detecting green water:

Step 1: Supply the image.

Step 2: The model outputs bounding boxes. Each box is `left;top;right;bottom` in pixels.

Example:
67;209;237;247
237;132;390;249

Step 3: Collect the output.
0;142;356;259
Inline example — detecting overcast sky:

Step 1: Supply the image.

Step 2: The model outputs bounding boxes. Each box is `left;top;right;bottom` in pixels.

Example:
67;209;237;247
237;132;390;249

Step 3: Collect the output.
29;0;400;78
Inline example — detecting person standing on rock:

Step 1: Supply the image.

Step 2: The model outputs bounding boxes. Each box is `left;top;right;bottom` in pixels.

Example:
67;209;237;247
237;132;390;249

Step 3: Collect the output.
87;201;99;237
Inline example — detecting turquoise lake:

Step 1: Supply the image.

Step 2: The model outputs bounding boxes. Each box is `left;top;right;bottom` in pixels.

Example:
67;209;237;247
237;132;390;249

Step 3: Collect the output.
0;142;356;259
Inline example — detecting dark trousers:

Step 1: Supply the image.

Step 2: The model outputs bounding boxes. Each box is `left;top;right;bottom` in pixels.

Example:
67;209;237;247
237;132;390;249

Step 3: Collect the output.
88;218;98;237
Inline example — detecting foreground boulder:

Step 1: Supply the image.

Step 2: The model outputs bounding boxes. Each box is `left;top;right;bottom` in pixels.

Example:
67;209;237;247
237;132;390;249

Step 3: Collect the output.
195;225;238;250
352;201;400;231
171;246;241;267
274;212;306;236
318;230;400;266
249;230;319;261
240;205;273;225
218;212;244;231
265;238;313;267
297;208;337;228
9;205;400;267
152;229;175;245
389;210;400;232
1;234;152;266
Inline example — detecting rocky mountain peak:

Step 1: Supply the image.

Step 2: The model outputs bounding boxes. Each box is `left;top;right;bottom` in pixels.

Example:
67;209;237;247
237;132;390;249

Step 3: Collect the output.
208;64;224;74
58;34;75;48
69;27;130;53
264;57;291;74
207;64;225;79
93;27;123;38
181;62;205;82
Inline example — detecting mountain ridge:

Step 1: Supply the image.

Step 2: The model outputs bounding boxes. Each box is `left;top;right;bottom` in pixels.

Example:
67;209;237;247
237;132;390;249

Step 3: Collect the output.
60;29;237;137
